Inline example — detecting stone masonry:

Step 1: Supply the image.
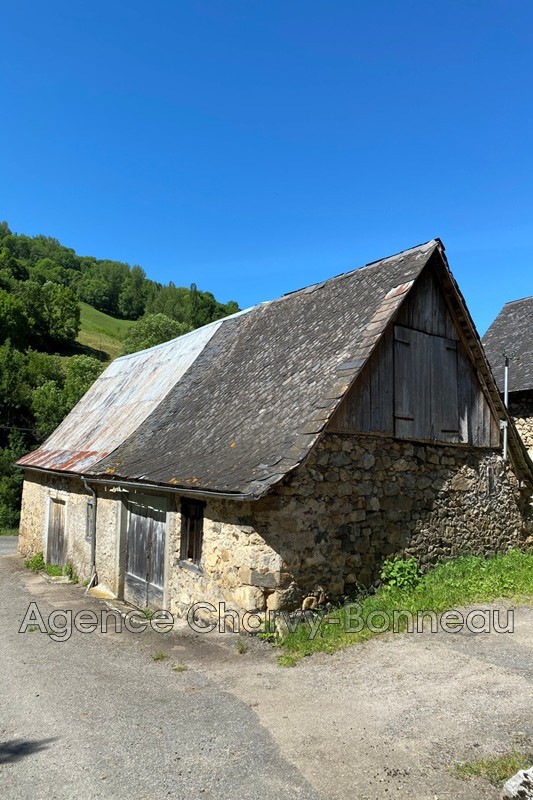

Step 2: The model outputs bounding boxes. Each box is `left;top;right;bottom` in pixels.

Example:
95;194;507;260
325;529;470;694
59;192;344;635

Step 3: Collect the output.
19;432;533;616
509;391;533;456
168;432;532;614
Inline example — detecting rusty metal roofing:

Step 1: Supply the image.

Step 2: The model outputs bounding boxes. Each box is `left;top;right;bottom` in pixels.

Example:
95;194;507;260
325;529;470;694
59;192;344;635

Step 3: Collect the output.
482;295;533;393
21;239;532;493
17;315;237;472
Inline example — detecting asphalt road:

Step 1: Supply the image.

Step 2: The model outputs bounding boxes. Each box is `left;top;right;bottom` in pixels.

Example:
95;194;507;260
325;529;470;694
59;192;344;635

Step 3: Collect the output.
0;537;18;556
2;546;532;800
0;552;322;800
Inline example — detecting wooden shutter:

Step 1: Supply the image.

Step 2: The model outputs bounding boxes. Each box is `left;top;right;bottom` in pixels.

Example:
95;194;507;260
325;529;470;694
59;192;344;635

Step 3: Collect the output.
394;325;431;440
394;325;460;443
430;335;459;442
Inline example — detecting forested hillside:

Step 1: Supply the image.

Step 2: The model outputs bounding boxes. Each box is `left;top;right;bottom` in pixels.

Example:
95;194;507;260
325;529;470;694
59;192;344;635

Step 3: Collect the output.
0;221;239;531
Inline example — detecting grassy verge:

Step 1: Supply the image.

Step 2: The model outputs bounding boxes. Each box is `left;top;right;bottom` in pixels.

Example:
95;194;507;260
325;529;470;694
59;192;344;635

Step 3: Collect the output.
279;550;533;665
0;528;18;536
452;749;532;787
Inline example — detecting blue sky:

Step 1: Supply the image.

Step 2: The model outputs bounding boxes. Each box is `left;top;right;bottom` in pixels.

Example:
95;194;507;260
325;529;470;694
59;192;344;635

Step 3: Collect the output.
1;1;532;334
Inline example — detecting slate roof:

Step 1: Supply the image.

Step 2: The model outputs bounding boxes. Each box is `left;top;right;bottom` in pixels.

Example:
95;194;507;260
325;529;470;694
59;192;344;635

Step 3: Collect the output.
19;239;533;495
482;296;533;393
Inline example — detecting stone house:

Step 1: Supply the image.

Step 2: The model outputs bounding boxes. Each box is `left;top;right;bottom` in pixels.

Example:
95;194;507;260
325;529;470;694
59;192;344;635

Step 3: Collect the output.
483;295;533;457
17;240;533;614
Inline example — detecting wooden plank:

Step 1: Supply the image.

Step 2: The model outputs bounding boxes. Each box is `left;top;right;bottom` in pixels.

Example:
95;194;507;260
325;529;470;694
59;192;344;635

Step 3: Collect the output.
394;325;431;440
490;413;501;448
125;495;166;609
457;344;471;444
395;265;458;339
48;499;65;565
369;328;394;434
430;336;459;442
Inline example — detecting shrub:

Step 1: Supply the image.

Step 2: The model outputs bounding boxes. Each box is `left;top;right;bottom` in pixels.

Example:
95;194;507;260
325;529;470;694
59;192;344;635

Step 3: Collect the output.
25;552;45;572
380;556;421;590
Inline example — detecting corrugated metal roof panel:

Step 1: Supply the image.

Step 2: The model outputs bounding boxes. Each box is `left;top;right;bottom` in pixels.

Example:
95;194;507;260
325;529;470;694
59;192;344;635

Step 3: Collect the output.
18;313;242;472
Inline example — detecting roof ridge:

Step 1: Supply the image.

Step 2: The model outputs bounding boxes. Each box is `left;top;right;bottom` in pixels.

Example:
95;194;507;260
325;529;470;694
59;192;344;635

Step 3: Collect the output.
503;294;533;306
276;238;440;302
114;305;255;362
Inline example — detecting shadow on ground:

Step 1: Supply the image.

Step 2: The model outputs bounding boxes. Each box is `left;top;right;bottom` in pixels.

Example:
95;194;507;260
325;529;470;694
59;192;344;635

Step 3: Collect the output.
0;738;57;764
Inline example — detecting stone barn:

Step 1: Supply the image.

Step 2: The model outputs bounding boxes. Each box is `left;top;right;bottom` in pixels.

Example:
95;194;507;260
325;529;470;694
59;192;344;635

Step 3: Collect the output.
17;239;533;614
483;295;533;458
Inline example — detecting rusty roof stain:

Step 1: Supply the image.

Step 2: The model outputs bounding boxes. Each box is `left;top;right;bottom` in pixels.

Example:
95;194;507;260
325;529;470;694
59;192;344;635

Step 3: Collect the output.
17;314;236;473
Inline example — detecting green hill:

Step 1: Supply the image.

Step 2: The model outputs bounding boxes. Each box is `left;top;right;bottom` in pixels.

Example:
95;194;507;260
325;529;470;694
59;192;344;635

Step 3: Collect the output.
77;302;135;362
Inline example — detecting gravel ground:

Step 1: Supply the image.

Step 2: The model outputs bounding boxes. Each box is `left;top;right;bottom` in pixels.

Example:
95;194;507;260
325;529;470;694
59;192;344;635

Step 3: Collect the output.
1;549;532;800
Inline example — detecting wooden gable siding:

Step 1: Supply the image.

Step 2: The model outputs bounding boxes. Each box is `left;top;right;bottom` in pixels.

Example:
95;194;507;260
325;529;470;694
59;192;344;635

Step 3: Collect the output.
329;264;500;448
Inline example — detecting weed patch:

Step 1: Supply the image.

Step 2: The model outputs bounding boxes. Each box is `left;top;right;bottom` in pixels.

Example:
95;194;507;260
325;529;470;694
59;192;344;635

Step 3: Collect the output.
237;638;248;654
452;749;532;787
25;552;45;572
151;652;168;661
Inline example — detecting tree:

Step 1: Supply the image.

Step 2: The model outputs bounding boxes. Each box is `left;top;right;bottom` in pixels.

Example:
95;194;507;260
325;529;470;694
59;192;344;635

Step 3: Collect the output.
0;342;31;435
122;314;191;355
31;355;102;439
62;356;103;409
0;432;25;529
0;290;28;347
0;247;28;281
118;265;146;319
0;221;12;240
31;381;65;439
18;281;80;344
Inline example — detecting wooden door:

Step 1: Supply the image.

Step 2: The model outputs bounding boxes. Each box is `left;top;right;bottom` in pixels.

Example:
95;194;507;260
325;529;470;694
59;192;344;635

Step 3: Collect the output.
124;496;167;609
48;499;66;565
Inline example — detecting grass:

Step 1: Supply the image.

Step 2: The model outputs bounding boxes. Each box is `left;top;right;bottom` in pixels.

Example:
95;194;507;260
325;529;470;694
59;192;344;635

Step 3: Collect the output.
172;664;188;673
25;552;45;572
278;550;533;665
0;527;18;536
44;564;64;577
452;749;532;787
76;302;135;362
24;552;78;581
151;652;168;661
237;638;249;654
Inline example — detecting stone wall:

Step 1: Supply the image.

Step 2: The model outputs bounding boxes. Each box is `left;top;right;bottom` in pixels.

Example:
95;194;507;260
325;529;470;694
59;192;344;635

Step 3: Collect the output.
18;472;124;594
19;472;93;579
175;433;532;614
509;391;533;455
19;431;533;616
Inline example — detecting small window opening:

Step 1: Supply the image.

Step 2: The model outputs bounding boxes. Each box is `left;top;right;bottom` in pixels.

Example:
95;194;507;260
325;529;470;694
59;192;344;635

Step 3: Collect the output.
180;500;205;566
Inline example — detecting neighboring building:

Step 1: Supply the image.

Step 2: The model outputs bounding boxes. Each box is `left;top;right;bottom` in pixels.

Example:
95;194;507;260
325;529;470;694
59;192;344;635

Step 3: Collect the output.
483;296;533;457
17;240;533;614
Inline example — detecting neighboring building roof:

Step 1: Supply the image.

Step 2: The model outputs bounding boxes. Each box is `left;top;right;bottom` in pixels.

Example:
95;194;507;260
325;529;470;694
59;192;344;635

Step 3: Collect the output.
482;296;533;393
18;239;533;495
